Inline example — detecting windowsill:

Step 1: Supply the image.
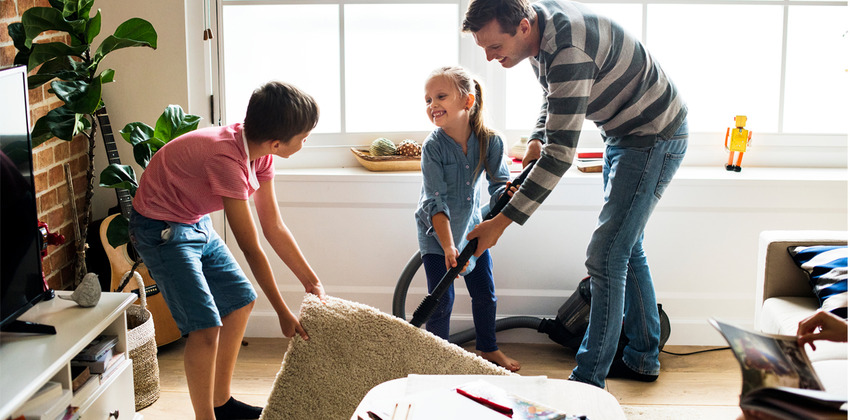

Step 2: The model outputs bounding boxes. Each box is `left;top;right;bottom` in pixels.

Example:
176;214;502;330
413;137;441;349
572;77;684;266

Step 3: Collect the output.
273;165;848;183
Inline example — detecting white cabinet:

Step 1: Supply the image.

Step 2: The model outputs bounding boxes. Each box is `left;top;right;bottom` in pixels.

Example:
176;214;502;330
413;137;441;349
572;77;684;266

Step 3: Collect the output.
0;292;139;419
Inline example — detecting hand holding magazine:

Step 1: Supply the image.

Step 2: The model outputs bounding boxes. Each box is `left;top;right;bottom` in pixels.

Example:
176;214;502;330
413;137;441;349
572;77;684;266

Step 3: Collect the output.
710;319;847;420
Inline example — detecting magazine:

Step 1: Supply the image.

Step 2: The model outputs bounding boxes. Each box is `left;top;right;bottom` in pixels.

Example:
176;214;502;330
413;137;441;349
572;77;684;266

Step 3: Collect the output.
710;319;847;420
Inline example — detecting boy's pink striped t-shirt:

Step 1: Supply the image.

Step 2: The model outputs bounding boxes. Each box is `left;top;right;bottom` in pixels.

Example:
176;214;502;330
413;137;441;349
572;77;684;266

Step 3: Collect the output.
133;123;274;224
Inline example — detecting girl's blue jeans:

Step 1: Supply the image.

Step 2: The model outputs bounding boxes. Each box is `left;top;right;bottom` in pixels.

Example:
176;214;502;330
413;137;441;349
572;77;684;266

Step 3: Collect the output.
570;121;689;388
422;250;498;352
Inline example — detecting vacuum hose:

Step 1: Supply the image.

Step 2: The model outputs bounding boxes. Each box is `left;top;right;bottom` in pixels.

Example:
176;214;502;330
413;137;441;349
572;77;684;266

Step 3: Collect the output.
392;252;671;352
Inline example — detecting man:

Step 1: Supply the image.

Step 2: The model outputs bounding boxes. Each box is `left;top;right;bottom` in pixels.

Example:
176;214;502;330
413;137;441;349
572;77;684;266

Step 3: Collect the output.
463;0;688;388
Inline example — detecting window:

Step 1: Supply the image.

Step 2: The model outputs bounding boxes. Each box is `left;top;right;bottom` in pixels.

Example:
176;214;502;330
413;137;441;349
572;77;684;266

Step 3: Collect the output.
215;0;848;168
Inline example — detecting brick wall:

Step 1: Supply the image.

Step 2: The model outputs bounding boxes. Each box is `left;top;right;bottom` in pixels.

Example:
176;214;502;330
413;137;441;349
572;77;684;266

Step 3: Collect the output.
2;0;90;291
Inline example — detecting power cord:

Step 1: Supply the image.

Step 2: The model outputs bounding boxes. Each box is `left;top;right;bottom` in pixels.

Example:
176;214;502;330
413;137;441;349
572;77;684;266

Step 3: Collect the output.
662;346;730;356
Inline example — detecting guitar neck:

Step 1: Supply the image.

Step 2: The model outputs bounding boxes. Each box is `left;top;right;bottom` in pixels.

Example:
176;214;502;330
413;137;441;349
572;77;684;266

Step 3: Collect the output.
95;108;134;220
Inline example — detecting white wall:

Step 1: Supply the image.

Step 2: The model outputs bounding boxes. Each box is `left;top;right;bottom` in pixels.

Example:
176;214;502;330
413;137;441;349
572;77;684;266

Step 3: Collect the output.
232;167;847;346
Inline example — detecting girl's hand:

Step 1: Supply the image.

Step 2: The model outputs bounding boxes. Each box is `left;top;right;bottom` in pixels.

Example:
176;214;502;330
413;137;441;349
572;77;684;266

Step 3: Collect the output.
279;309;309;341
505;182;519;197
443;246;460;272
305;281;327;303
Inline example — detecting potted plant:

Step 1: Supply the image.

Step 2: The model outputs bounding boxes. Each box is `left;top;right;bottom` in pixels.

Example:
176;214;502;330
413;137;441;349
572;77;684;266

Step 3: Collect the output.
8;0;157;284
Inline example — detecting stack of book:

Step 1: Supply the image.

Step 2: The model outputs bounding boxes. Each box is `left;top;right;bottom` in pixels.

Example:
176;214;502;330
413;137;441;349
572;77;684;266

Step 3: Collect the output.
12;381;73;420
71;335;122;377
575;151;603;173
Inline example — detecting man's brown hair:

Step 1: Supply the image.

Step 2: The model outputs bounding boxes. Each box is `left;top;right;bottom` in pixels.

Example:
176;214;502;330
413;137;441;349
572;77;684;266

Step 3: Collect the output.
462;0;535;35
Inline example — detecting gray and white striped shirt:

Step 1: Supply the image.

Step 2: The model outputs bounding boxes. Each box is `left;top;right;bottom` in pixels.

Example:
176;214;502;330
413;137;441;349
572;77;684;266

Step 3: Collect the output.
504;0;687;224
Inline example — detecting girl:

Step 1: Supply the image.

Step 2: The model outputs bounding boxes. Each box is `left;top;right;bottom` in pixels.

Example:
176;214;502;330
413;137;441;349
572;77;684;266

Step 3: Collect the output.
415;66;520;371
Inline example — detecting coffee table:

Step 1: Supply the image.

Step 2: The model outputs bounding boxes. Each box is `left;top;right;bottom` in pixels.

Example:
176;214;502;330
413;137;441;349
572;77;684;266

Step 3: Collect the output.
351;374;626;419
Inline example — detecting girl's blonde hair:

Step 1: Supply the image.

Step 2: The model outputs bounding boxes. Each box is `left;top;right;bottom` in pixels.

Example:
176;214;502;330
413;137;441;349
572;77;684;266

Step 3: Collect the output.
429;66;496;177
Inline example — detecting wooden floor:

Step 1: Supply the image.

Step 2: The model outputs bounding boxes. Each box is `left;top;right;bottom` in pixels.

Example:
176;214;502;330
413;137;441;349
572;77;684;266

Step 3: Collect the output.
139;338;744;419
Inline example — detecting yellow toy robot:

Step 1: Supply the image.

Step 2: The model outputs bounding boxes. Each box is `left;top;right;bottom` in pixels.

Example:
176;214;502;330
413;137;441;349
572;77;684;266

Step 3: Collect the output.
724;115;752;172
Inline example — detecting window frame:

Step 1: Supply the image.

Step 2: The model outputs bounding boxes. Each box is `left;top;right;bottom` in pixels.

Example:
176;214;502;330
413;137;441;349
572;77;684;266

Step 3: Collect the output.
212;0;848;169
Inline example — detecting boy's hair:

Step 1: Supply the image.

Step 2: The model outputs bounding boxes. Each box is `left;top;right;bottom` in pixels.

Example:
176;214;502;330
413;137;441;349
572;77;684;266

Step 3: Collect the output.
429;66;496;178
243;81;319;144
462;0;535;35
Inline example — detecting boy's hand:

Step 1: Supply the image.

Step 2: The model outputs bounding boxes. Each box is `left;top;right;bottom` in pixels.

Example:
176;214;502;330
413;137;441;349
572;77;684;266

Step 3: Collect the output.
279;309;309;341
306;282;327;303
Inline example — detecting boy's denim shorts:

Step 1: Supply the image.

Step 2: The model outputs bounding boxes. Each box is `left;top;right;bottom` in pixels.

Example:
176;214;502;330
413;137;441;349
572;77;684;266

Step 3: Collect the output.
129;210;257;335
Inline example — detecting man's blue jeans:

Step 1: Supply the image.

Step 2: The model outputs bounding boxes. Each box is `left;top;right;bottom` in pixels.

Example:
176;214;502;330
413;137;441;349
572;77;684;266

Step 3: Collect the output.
570;121;688;388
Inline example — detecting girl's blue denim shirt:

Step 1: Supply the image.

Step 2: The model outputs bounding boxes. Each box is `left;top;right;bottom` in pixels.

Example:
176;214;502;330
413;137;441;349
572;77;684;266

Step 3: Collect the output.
415;128;510;274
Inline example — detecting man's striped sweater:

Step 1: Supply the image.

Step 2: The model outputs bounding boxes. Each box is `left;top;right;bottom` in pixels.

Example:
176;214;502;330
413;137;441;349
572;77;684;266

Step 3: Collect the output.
504;0;687;225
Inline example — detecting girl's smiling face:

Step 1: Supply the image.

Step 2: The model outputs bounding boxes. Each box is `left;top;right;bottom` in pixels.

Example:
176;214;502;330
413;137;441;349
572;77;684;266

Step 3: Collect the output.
424;75;473;131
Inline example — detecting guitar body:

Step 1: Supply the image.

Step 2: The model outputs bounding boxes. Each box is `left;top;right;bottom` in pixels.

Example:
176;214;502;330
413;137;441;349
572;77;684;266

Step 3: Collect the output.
102;214;181;346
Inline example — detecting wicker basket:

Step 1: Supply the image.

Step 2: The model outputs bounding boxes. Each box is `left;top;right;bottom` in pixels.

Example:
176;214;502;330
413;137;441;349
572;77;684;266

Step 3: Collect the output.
124;271;161;410
350;147;421;171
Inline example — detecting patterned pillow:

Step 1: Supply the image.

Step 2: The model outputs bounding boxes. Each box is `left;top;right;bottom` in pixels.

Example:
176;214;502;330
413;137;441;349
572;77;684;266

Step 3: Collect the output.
788;245;847;318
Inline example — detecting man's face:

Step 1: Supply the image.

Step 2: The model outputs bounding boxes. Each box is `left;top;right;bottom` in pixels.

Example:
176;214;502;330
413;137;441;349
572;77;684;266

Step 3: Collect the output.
472;19;534;68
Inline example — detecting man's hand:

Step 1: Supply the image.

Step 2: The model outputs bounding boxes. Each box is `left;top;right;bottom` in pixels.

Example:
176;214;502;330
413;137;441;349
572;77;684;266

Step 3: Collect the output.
523;139;543;167
279;308;309;340
467;213;513;257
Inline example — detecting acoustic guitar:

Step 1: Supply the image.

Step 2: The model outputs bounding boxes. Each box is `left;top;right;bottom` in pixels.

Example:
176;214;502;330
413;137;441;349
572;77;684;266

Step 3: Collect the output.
96;108;182;347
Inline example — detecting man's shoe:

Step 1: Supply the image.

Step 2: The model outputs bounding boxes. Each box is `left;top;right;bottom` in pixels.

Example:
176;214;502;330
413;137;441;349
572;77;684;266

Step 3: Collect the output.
607;358;658;382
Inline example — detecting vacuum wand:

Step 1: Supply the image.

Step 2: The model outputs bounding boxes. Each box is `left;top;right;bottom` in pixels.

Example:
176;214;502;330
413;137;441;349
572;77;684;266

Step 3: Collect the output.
410;160;538;328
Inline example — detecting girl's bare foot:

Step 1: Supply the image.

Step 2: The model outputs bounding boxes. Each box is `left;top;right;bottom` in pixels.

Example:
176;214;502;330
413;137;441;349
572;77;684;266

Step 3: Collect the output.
481;349;521;372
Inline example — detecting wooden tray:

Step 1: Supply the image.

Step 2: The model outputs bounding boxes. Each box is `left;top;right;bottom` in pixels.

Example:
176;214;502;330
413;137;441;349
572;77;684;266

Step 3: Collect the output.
350;147;421;172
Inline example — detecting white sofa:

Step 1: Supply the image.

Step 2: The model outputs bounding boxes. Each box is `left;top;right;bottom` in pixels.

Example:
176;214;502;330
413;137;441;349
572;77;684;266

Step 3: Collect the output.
755;230;848;398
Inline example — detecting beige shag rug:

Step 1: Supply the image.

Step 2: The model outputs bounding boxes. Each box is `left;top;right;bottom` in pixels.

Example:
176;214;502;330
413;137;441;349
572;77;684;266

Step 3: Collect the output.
260;295;511;420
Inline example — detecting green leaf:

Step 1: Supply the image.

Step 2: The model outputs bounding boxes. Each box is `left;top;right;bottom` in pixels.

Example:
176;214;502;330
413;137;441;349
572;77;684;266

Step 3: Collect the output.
133;137;166;169
38;105;87;142
48;0;64;11
104;215;130;248
8;22;29;53
9;23;32;66
78;0;96;21
31;117;55;147
27;56;79;89
86;9;101;44
21;7;76;49
27;42;88;72
93;18;157;62
99;68;115;84
154;105;201;142
99;163;138;195
119;121;154;146
52;78;102;114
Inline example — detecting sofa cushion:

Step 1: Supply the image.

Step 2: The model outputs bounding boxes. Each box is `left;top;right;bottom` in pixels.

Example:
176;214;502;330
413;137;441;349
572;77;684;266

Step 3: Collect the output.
788;245;848;318
811;359;848;398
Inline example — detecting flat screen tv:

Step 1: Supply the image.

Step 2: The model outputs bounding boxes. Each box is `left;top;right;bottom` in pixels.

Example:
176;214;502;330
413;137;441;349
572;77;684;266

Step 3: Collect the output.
0;65;55;335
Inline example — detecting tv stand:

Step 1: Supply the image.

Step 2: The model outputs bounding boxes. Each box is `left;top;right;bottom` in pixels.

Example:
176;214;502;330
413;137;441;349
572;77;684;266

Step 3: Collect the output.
0;319;56;334
0;292;139;420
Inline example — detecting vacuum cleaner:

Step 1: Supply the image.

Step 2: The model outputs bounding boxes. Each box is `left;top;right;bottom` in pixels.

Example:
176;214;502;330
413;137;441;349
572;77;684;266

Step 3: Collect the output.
394;161;671;354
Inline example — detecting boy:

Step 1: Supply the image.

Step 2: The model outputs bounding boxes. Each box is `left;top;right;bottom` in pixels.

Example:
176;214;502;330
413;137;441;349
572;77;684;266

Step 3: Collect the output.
129;81;326;419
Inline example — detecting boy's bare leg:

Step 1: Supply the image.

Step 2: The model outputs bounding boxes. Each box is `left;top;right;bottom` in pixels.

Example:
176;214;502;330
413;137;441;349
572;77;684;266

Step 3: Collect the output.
481;349;521;372
213;301;254;406
185;326;221;420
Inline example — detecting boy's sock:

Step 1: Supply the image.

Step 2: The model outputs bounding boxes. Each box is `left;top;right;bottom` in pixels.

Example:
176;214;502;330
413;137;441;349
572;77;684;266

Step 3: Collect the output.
214;396;263;420
606;357;659;382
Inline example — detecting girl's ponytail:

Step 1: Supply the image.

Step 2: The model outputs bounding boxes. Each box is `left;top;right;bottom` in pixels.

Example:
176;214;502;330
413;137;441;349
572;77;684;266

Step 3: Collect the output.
469;78;495;178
